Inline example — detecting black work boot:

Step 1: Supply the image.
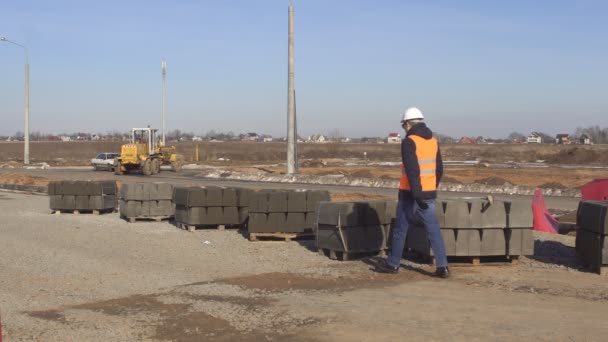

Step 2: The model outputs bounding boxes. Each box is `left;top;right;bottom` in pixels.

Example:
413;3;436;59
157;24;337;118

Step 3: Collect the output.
374;260;399;274
435;266;450;278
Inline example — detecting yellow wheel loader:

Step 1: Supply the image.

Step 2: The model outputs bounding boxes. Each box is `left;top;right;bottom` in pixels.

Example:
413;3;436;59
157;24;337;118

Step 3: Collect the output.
114;128;184;175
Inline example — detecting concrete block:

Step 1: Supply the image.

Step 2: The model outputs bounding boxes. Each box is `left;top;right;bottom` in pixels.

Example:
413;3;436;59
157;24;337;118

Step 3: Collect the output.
87;195;116;211
287;191;308;213
470;200;507;228
120;200;142;218
205;186;223;207
236;188;252;207
317;202;362;227
577;201;608;235
59;195;75;210
222;188;238;207
480;229;507;256
75;195;91;210
149;183;174;201
249;191;273;213
444;200;471;228
506;228;534;256
455;229;481;256
406;224;430;255
269;212;288;232
506;200;533;228
435;201;446;228
47;181;58;196
365;201;386;225
238;207;249;224
176;206;206;225
121;183;147;201
206;207;224;224
188;187;207;207
316;224;386;253
286;212;306;233
442;229;457;256
268;192;288;213
223;207;240;225
306;190;331;212
61;181;79;195
172;187;190;206
149;200;174;217
249;213;276;233
305;212;317;230
49;195;62;210
575;228;607;266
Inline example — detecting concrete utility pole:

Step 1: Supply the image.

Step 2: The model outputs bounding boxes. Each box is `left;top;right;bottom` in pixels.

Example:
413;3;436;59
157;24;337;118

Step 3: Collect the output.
1;37;30;164
287;1;298;174
161;59;167;147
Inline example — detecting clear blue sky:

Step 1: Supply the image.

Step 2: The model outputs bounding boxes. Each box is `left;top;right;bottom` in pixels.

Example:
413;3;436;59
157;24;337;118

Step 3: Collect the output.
1;0;606;138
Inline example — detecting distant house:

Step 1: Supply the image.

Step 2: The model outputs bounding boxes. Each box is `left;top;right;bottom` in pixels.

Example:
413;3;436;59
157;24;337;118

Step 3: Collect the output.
192;136;203;142
556;134;571;145
307;134;327;143
458;137;476;144
385;133;401;144
263;137;273;142
527;132;542;144
579;134;592;145
243;133;259;141
60;136;72;142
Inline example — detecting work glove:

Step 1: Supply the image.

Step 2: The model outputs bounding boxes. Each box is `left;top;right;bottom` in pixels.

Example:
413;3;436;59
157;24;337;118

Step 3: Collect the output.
416;199;429;210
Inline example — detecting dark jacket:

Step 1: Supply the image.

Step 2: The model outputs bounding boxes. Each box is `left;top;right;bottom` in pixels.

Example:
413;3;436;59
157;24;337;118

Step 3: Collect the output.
400;122;443;200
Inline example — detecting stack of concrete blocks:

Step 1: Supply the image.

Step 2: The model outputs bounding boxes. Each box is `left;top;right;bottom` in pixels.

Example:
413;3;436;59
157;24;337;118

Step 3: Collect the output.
575;201;608;274
316;201;395;259
248;190;330;234
48;180;117;213
119;183;175;222
173;186;251;230
405;198;534;260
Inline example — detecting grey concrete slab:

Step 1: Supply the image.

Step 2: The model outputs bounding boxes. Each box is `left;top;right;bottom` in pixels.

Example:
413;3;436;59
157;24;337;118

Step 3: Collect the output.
442;229;457;256
236;188;252;207
149;183;174;201
306;190;331;212
222;188;238;207
187;187;207;207
470;200;507;228
285;212;306;232
49;195;61;210
317;224;385;253
577;201;608;235
316;202;361;227
47;181;58;196
75;195;91;210
149;200;174;217
172;187;190;206
206;207;224;224
506;200;534;228
269;212;288;232
249;213;276;233
249;191;273;213
121;183;148;201
223;206;240;225
205;186;224;207
61;181;79;195
60;195;76;210
455;229;481;256
238;207;249;224
120;200;142;218
287;191;307;213
480;229;507;256
444;200;471;229
406;224;430;255
268;191;288;213
305;211;317;230
366;201;386;225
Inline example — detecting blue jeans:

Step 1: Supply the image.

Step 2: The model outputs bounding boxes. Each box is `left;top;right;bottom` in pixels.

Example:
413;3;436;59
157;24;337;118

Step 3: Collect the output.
387;197;448;268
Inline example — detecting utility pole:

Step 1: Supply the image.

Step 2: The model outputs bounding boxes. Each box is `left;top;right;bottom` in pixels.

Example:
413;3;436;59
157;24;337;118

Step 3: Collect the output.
1;37;29;164
161;59;167;147
287;1;297;174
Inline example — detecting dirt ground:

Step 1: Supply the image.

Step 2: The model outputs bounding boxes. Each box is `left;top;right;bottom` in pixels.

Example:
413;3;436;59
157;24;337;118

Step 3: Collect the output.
1;191;607;341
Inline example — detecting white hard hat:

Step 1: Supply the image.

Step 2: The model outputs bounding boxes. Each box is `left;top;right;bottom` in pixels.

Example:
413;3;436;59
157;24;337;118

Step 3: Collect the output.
401;107;424;122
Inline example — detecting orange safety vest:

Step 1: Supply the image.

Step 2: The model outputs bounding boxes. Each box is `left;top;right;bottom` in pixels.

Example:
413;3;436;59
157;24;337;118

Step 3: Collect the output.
399;135;438;191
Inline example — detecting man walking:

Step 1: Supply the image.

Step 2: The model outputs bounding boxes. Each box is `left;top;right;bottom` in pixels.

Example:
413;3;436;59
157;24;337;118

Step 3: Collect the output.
375;107;449;278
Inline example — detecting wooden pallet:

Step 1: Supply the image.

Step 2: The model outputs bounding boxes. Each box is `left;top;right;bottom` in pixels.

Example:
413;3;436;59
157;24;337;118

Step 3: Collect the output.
249;232;314;242
175;222;228;232
122;215;172;223
52;209;115;215
318;248;384;261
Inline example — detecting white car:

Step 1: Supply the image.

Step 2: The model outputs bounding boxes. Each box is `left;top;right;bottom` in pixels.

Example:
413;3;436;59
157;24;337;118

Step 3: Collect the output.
91;153;119;171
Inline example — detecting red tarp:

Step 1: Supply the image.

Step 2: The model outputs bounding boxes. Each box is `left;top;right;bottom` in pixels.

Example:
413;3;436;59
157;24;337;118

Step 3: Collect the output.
580;179;608;201
532;189;558;234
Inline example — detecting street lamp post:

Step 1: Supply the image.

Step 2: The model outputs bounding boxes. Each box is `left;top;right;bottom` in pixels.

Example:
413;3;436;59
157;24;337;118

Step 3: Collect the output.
1;37;30;165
